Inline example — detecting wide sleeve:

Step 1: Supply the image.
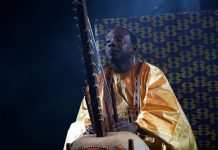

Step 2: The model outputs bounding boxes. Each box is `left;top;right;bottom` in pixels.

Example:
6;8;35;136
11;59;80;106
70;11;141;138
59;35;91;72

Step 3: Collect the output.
76;98;91;125
135;64;197;150
63;98;91;150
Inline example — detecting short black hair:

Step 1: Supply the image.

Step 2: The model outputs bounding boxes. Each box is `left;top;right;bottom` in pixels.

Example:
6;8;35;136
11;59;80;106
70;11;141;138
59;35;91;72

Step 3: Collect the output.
110;27;138;46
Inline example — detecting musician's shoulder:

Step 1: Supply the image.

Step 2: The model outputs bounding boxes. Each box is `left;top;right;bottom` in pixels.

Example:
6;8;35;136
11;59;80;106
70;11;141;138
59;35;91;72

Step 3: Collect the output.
137;60;151;71
139;61;163;72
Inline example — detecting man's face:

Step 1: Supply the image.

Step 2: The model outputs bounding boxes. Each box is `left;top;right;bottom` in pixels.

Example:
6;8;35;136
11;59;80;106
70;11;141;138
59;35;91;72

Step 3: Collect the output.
105;28;135;63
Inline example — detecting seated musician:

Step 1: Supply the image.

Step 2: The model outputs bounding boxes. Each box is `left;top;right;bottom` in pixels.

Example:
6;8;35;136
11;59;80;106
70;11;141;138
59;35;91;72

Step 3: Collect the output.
63;27;198;150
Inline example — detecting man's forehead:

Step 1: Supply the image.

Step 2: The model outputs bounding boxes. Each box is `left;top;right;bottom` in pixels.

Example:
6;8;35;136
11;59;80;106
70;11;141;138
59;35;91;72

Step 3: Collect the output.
107;28;130;37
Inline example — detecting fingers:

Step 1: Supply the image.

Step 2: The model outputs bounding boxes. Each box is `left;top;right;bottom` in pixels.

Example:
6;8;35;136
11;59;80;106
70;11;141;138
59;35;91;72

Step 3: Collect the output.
115;123;129;131
86;125;95;134
112;122;124;131
112;118;138;132
112;119;132;131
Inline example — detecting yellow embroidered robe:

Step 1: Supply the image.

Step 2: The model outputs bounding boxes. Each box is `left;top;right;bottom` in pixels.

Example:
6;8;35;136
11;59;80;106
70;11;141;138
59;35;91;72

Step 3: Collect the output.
64;61;197;150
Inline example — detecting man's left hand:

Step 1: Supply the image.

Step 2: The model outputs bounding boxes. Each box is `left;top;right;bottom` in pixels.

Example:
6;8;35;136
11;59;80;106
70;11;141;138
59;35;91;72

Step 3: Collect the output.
112;118;138;133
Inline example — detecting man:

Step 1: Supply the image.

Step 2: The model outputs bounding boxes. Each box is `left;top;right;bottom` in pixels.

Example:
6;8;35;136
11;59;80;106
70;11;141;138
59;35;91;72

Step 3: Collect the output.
64;27;198;150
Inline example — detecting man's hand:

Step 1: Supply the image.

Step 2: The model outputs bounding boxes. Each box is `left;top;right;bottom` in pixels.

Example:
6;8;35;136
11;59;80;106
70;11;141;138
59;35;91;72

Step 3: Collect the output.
112;118;138;133
86;125;95;134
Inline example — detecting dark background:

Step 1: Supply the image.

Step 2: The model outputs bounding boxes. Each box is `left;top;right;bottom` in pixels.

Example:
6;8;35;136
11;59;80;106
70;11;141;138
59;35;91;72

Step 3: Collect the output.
0;0;217;150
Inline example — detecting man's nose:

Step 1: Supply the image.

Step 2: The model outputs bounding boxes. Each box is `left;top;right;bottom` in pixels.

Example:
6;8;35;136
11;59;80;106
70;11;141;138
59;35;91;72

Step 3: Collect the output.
109;43;116;48
108;39;117;47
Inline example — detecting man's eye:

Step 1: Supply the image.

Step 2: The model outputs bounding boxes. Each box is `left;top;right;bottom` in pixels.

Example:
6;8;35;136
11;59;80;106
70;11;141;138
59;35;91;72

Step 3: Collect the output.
106;40;111;43
116;39;123;42
114;38;124;44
